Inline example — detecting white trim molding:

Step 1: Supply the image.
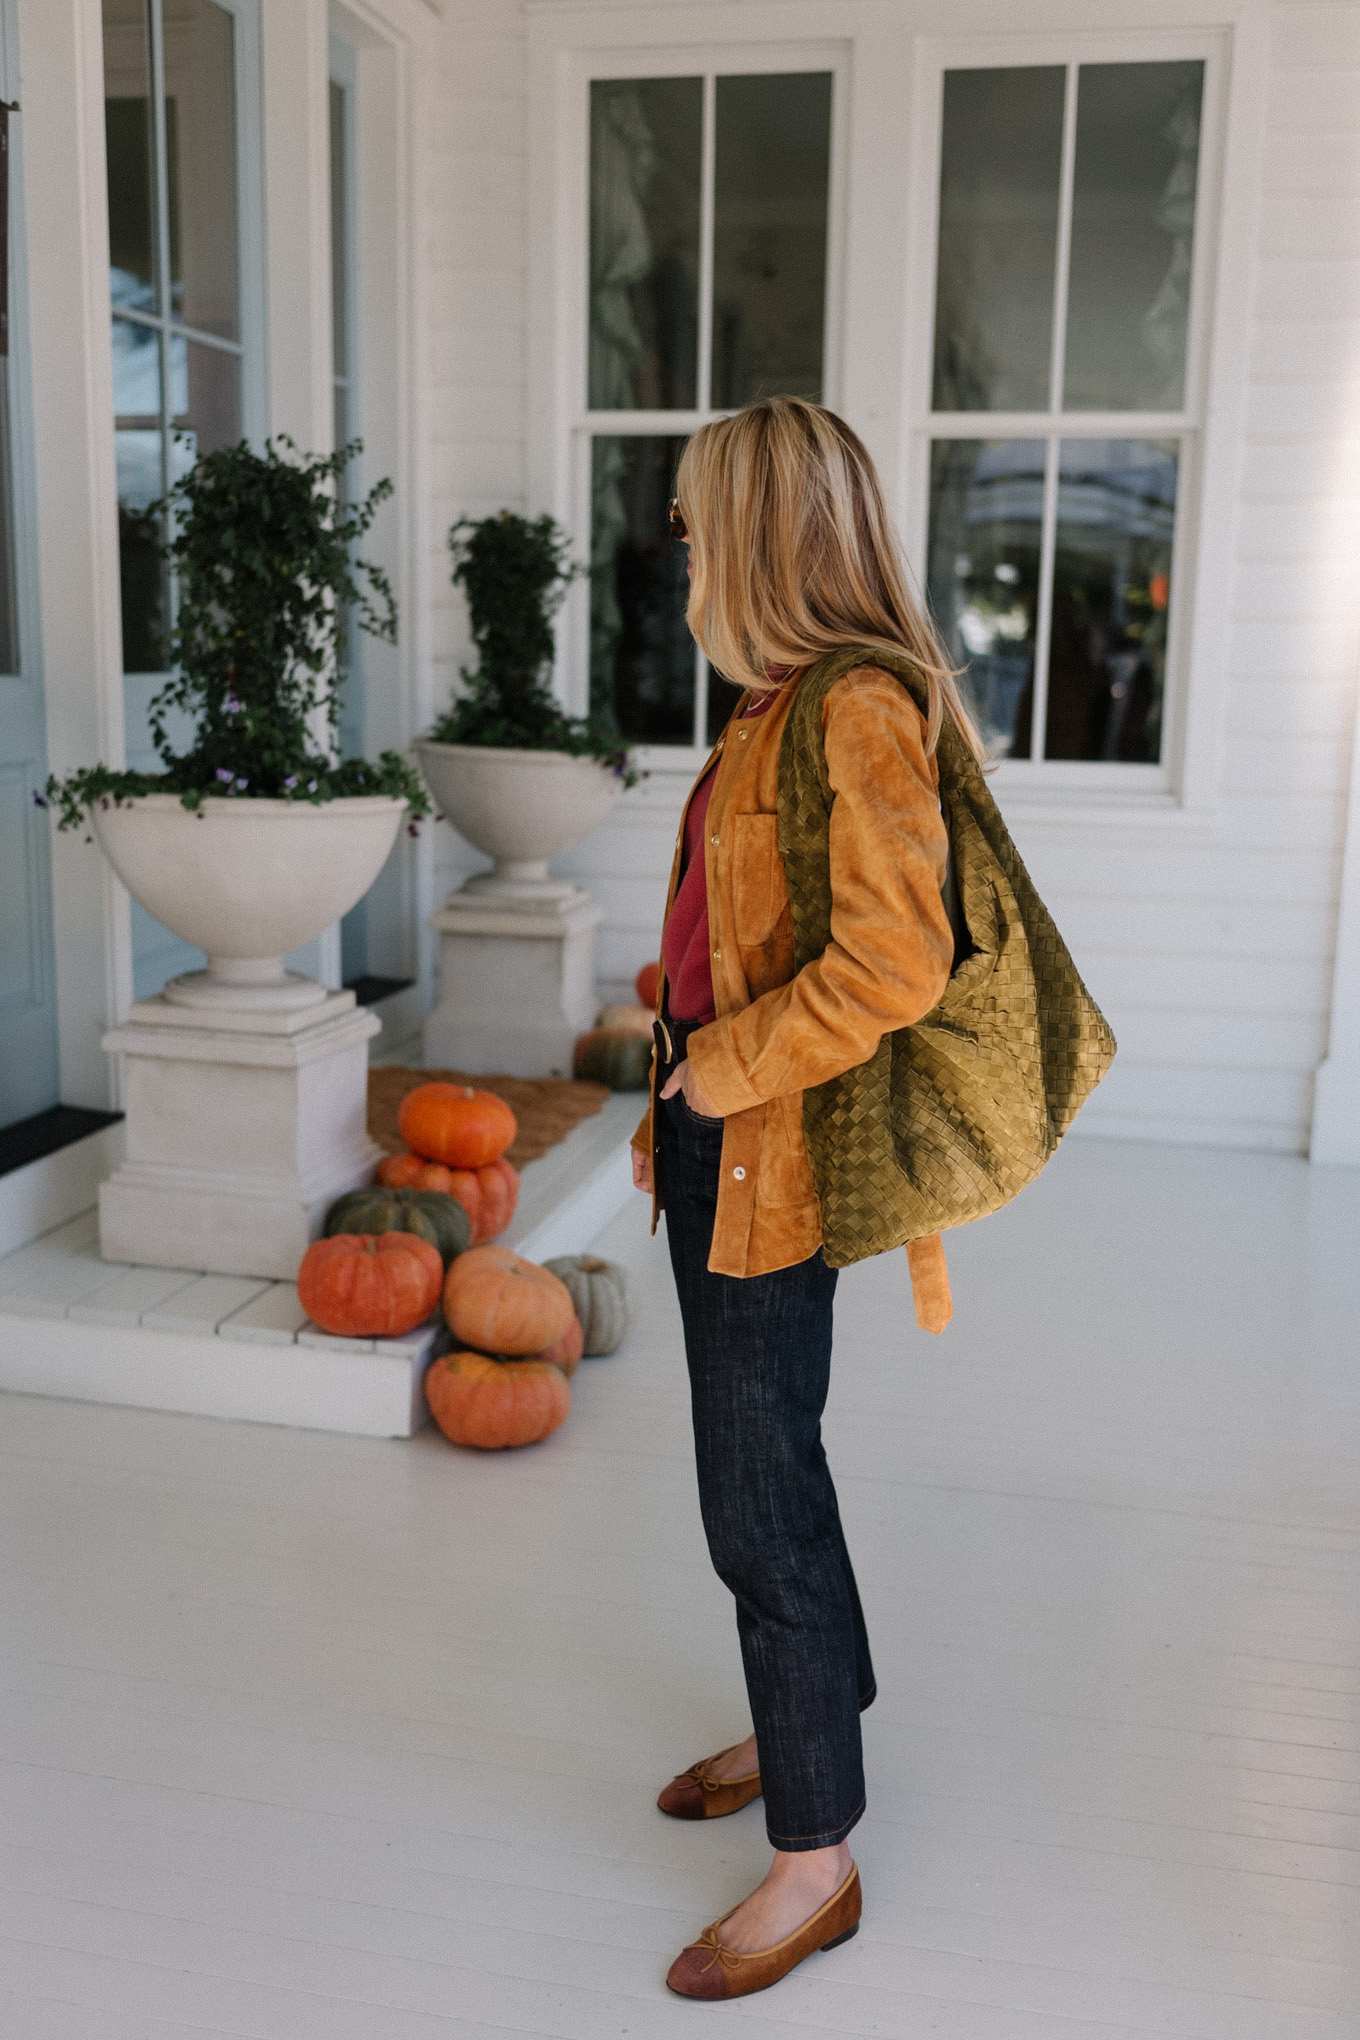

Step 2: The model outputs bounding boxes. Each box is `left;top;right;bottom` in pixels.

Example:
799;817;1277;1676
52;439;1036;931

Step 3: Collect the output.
20;0;132;1108
1311;645;1360;1167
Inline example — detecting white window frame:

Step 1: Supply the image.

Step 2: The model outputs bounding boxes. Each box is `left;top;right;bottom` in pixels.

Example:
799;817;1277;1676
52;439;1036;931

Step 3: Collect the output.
902;25;1234;816
540;33;852;775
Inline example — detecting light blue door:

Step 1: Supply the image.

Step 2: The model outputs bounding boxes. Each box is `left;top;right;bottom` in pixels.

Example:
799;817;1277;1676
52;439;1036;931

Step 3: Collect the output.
0;14;61;1131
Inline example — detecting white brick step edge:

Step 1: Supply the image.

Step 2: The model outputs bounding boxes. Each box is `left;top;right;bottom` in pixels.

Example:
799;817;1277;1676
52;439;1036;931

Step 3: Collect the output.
0;1093;640;1437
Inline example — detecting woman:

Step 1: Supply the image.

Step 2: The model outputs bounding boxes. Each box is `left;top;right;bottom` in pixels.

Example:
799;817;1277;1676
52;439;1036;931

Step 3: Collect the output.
631;397;985;2001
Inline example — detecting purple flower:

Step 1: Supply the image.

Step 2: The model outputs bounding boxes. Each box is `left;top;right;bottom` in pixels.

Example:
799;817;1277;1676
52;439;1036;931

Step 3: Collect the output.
283;775;298;791
307;779;317;793
222;694;243;716
216;767;234;784
234;777;249;791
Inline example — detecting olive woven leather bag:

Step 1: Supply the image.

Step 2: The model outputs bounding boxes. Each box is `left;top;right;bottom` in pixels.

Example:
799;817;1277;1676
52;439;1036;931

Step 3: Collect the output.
777;644;1117;1270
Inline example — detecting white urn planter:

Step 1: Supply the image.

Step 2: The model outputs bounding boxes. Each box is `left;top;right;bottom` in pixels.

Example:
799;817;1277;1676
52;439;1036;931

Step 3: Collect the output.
414;740;620;1076
95;794;406;1280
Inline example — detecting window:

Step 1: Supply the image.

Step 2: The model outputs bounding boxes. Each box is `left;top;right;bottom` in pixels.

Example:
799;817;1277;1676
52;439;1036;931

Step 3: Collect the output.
102;0;260;999
924;59;1205;770
103;0;254;676
584;68;835;753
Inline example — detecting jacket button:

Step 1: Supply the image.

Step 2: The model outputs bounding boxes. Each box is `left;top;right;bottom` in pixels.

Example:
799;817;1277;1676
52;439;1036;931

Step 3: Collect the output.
712;946;720;958
733;1166;746;1180
710;834;719;846
737;728;748;739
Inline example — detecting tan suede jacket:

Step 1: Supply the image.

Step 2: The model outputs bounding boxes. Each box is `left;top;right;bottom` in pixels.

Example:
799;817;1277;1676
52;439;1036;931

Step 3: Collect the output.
634;664;955;1278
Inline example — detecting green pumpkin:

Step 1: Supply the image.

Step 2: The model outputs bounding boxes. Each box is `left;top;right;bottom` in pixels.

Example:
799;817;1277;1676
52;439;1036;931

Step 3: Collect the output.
543;1254;629;1355
324;1186;472;1267
573;1026;653;1090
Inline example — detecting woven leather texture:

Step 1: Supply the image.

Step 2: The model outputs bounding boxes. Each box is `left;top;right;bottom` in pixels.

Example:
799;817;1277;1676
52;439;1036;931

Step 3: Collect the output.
777;646;1117;1269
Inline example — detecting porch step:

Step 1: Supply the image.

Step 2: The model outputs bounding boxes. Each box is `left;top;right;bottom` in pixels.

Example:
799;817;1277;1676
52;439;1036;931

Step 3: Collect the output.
0;1092;640;1437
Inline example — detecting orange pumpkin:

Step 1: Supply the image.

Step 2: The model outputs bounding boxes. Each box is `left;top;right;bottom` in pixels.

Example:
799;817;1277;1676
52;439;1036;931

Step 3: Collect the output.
376;1152;471;1195
298;1232;443;1338
398;1083;517;1169
531;1313;584;1378
635;960;660;1008
425;1350;570;1450
376;1152;427;1190
425;1155;519;1244
443;1245;575;1355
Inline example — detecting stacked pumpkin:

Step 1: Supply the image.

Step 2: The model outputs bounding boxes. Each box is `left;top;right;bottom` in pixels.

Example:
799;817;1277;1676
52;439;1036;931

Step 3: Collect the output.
376;1082;520;1244
426;1247;630;1450
573;960;659;1091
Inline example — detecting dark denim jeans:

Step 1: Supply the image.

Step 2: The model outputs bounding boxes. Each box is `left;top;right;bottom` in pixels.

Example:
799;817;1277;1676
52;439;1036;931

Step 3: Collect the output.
657;1018;875;1851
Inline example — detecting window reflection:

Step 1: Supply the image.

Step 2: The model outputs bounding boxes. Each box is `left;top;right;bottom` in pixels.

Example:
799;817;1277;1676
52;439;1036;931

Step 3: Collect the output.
932;68;1065;413
591;435;694;743
1046;439;1176;762
711;72;831;407
589;78;701;410
927;439;1044;760
1064;63;1203;412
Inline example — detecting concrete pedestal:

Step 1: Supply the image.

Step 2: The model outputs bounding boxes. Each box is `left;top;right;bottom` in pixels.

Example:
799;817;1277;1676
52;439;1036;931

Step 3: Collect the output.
99;991;382;1280
424;882;602;1078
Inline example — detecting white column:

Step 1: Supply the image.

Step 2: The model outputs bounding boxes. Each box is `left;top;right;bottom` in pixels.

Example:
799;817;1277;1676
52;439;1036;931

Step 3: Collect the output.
1311;653;1360;1165
260;0;342;989
20;0;132;1104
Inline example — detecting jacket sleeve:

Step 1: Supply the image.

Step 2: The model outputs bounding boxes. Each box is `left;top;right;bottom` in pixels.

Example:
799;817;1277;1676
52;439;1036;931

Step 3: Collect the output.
686;672;954;1114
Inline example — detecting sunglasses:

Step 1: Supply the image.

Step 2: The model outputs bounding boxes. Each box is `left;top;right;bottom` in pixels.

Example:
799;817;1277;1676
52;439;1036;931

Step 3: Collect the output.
668;497;688;543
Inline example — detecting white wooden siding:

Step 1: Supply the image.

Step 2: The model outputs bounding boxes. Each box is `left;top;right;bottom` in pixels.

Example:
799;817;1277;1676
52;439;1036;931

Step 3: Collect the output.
423;0;1360;1151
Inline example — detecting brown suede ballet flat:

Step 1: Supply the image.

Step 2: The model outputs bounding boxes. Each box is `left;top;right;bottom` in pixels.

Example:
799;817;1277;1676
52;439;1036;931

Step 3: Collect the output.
666;1864;861;1999
656;1744;762;1820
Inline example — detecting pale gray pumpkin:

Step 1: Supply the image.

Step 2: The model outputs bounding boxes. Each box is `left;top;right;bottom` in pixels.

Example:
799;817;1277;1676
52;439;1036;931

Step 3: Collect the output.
544;1254;629;1356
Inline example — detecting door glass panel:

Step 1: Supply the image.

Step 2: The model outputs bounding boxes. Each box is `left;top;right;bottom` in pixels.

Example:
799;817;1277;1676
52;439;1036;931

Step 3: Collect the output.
103;0;157;313
711;72;831;407
173;335;241;460
589;78;702;410
932;67;1065;413
927;438;1045;761
113;319;166;672
1063;63;1204;412
163;0;239;340
591;434;693;742
1045;438;1176;762
0;366;19;675
330;79;348;383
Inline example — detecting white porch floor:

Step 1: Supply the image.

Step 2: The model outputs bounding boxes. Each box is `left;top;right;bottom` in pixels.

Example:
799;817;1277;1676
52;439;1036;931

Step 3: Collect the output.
1;1137;1357;2037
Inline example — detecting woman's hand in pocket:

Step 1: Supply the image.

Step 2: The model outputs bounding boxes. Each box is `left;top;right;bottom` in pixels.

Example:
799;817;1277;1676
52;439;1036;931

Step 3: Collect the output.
660;1057;721;1121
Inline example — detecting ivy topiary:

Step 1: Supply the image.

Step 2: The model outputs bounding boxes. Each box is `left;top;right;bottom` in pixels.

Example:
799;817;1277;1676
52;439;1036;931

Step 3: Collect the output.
43;436;430;830
428;510;637;783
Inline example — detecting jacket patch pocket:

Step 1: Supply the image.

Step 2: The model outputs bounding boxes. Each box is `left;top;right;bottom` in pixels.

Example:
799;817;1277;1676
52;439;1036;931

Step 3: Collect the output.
731;813;785;949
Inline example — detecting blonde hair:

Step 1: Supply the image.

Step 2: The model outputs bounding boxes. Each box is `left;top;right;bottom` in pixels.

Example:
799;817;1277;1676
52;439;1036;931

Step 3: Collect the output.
676;397;983;763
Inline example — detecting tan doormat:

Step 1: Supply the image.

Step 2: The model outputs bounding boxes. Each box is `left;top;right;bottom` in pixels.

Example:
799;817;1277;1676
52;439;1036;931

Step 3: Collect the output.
367;1067;612;1170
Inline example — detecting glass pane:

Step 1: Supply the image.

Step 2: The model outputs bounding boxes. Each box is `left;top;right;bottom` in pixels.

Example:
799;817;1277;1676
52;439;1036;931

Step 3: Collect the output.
927;438;1045;761
163;0;239;341
591;435;694;743
171;334;241;462
0;365;19;674
1064;63;1204;411
113;314;166;673
589;78;701;410
711;72;831;408
330;78;348;382
1045;438;1176;762
103;0;157;316
932;67;1065;413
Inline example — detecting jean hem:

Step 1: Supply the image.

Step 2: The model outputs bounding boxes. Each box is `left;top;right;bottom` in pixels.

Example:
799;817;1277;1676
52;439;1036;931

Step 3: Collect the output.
766;1795;865;1853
